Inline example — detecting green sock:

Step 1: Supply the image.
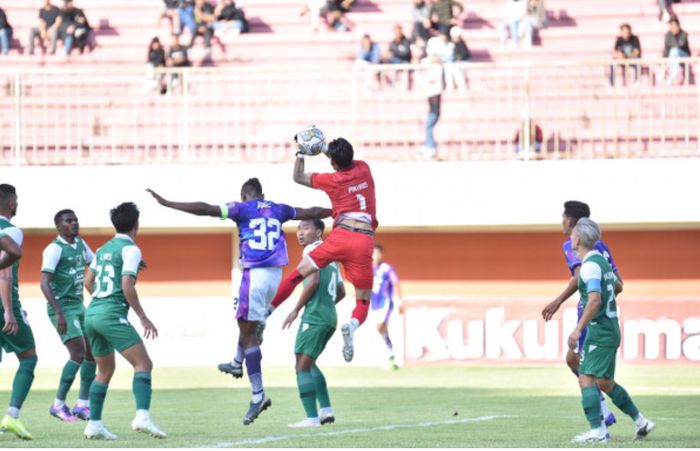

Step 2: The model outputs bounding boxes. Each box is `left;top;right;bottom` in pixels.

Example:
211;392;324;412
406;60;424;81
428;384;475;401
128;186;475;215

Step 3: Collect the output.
132;371;152;411
296;371;318;418
78;360;97;401
56;360;81;402
10;356;37;409
609;383;640;420
581;385;602;428
89;381;108;421
311;365;331;409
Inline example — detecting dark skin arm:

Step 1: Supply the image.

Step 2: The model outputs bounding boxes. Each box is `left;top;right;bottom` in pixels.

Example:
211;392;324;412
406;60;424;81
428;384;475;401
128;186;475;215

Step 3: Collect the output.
0;235;22;270
294;206;332;220
542;266;580;321
40;272;67;335
84;269;95;295
335;281;346;304
146;188;220;217
282;272;320;329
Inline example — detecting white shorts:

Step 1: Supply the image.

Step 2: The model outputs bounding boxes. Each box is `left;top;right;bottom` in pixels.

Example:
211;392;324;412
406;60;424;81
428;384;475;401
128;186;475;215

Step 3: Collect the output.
370;299;394;326
233;267;283;322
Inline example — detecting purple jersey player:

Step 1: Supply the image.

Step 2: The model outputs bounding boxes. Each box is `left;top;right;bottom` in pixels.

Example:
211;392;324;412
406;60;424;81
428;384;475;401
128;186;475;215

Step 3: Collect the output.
370;244;403;370
146;179;331;426
542;201;623;430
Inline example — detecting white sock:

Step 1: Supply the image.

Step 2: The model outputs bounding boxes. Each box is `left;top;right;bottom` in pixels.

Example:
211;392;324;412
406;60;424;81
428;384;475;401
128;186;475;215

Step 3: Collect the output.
89;419;103;428
252;392;264;403
593;425;606;436
319;407;334;417
599;392;612;419
54;398;66;408
76;399;89;408
349;318;360;333
135;409;150;422
634;413;647;428
6;407;19;419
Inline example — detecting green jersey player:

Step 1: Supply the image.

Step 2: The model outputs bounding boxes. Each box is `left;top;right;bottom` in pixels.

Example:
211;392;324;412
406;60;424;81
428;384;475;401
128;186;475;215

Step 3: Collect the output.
568;218;654;443
0;184;37;440
40;209;96;422
279;219;345;428
82;202;165;441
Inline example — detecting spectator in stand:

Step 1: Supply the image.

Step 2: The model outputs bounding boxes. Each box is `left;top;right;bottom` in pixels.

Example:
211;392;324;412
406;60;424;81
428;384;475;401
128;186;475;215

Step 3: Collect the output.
159;0;181;36
192;0;216;59
0;5;12;55
429;0;464;33
323;0;354;32
27;0;60;55
609;24;641;86
385;25;411;64
54;0;80;55
214;0;248;37
300;0;325;32
178;0;197;37
71;7;92;53
420;52;444;158
357;33;381;64
514;117;543;158
519;0;546;48
499;0;528;47
657;0;675;23
411;0;431;43
663;17;690;85
167;33;191;88
449;26;468;90
451;25;469;62
147;37;167;94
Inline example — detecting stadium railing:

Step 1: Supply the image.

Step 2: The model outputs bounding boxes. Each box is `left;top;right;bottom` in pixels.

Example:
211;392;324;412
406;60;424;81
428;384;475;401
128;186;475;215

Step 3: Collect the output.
1;57;699;165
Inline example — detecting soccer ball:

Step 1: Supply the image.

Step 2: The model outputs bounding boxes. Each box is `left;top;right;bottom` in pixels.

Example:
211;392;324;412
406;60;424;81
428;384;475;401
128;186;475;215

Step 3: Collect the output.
294;125;327;156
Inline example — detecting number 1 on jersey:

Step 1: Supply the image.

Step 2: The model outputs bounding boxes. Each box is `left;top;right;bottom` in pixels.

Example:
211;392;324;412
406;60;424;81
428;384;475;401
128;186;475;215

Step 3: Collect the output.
356;194;367;211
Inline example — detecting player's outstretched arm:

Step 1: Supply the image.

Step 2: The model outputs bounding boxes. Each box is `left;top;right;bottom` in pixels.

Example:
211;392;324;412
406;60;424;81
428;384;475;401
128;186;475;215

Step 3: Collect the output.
123;275;158;339
0;235;22;270
294;206;333;221
282;272;320;329
292;155;313;187
146;188;220;217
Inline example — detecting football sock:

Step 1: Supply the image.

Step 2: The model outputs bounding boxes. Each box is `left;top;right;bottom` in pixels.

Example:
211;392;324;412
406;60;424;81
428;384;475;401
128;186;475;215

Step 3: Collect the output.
6;407;19;419
351;298;369;325
581;385;602;428
10;356;37;410
381;332;394;353
132;371;152;411
609;383;640;420
233;341;245;366
89;381;108;421
311;365;331;409
79;360;97;402
296;371;318;418
271;270;304;308
599;388;612;421
245;346;264;403
56;360;81;403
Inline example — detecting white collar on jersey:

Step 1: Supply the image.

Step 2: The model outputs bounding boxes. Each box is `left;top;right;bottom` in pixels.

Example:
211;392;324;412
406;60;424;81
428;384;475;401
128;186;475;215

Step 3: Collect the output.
0;215;10;221
56;235;79;247
115;233;134;243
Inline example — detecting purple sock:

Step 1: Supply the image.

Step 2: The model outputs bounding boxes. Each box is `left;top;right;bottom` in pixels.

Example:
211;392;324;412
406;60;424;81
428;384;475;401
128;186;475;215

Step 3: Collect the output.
381;332;394;352
244;346;264;402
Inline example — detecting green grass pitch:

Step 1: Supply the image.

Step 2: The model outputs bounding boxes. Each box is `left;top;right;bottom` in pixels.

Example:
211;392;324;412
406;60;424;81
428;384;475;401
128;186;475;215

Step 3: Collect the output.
0;365;698;447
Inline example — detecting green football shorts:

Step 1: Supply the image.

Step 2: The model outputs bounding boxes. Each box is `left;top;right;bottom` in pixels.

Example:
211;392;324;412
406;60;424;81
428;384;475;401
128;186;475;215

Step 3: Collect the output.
48;302;86;344
0;307;36;357
85;310;142;357
295;323;335;359
579;343;618;380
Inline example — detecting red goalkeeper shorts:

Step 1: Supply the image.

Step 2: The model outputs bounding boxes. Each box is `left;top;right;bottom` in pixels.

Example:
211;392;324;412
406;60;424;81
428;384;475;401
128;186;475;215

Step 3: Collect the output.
306;226;374;290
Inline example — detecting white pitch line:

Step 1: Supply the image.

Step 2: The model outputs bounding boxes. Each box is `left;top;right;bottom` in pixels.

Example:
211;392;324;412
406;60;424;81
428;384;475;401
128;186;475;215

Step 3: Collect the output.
207;414;512;448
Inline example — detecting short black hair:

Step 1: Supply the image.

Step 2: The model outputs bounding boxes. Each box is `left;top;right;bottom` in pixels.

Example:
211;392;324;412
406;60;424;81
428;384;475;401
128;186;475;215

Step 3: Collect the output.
241;178;263;197
669;17;680;26
54;209;75;225
563;201;590;223
311;218;325;233
0;184;16;203
110;202;140;233
620;23;631;31
327;138;354;169
374;243;384;252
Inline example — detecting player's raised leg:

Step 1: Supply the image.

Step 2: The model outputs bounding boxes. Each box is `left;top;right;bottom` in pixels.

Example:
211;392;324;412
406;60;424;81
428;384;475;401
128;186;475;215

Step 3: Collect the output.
598;379;654;440
239;317;271;425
